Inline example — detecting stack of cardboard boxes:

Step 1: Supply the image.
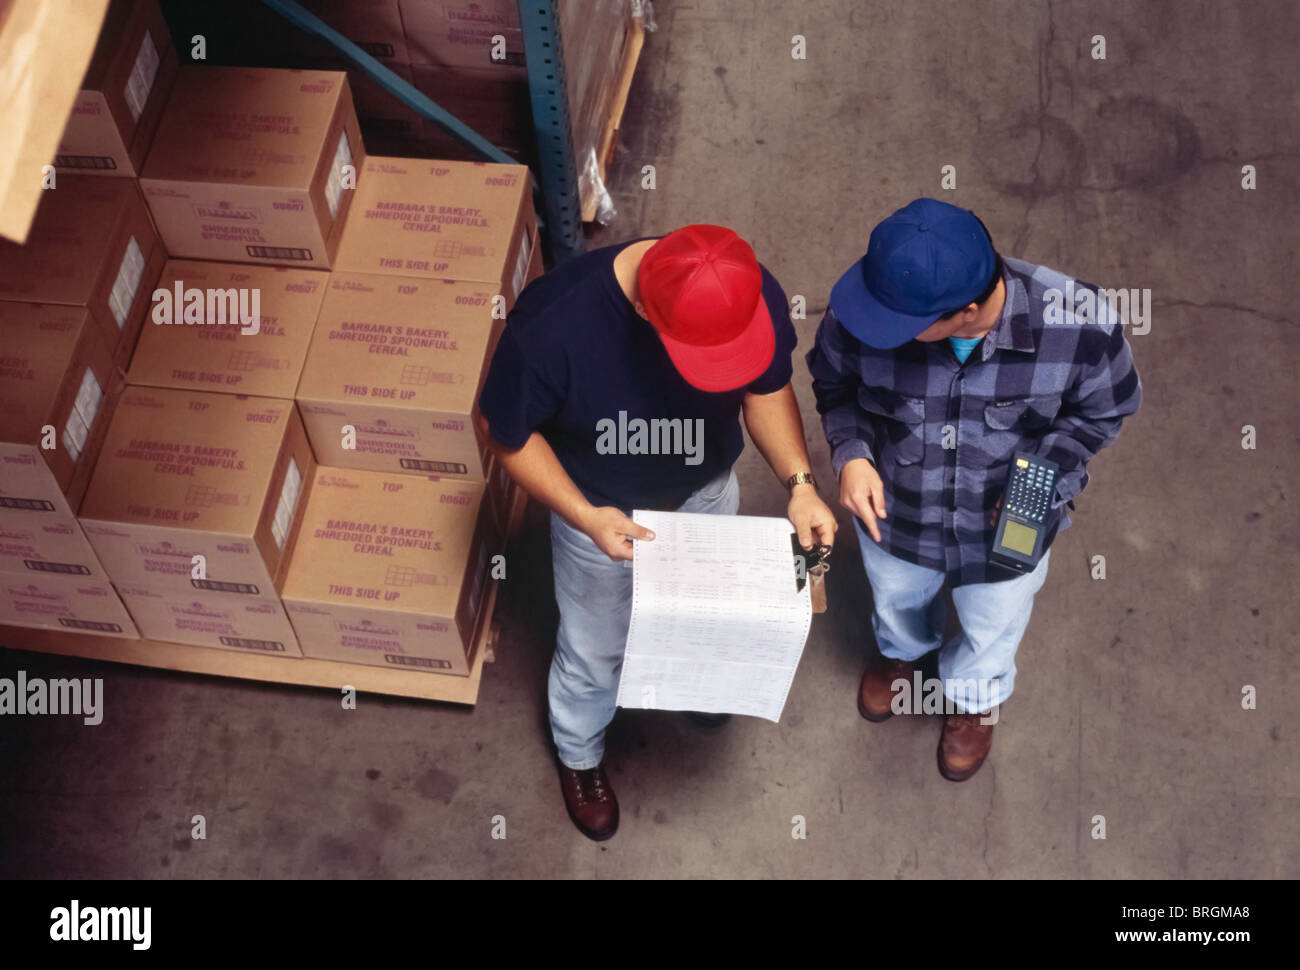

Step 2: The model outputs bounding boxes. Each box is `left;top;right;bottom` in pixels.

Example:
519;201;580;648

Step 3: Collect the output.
297;155;537;483
58;60;361;659
0;317;138;638
79;388;314;655
286;154;536;674
53;0;178;176
0;176;166;370
0;1;542;689
0;176;167;636
0;439;139;638
0;0;178;637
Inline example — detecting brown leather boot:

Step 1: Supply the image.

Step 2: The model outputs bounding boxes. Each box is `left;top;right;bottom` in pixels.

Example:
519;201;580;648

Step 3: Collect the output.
858;657;915;722
937;711;996;781
556;759;619;841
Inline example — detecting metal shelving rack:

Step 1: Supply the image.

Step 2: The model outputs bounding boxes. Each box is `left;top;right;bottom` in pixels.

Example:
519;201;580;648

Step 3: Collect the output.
260;0;584;263
516;3;584;264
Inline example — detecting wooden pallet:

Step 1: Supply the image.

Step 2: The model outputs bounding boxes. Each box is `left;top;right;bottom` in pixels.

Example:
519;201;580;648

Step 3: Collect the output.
0;491;528;705
581;14;646;222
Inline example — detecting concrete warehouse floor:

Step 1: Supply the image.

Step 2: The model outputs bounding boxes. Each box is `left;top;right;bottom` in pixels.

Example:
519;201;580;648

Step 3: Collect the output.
2;0;1297;879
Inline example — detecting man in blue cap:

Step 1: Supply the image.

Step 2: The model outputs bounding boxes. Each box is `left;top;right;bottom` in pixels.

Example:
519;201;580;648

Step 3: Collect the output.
807;198;1141;780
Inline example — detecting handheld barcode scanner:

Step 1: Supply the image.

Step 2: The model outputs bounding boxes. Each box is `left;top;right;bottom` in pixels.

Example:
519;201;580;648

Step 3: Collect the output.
990;451;1060;573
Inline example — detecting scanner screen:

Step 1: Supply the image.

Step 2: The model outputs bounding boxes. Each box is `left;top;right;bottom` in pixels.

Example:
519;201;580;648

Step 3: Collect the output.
1002;521;1038;556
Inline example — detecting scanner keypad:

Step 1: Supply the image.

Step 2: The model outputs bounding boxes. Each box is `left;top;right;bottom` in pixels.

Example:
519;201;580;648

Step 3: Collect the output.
1007;464;1055;523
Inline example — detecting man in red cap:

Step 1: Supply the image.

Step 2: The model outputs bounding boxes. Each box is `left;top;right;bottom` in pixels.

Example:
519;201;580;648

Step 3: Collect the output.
477;225;836;841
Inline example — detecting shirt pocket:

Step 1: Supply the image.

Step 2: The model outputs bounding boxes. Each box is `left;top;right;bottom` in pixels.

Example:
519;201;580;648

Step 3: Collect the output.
857;386;926;465
979;394;1063;462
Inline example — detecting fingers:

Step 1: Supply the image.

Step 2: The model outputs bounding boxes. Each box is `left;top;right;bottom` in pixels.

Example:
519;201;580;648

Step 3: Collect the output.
618;516;655;542
608;513;652;562
860;506;882;543
793;507;814;550
846;492;882;542
606;540;635;563
836;477;882;543
812;511;838;548
839;483;882;543
586;509;653;562
869;476;887;520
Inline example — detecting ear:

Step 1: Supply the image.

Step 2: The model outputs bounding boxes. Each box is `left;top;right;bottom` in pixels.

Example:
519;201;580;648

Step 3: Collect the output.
633;300;649;319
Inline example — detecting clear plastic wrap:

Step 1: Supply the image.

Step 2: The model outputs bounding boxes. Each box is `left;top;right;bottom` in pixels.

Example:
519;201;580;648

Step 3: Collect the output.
557;0;654;224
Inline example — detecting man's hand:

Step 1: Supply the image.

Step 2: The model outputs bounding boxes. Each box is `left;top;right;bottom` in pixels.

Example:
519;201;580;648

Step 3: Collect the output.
577;506;655;562
788;485;838;551
839;457;887;542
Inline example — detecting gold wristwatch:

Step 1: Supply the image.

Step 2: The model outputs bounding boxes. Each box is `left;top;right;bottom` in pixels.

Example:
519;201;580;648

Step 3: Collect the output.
786;471;818;492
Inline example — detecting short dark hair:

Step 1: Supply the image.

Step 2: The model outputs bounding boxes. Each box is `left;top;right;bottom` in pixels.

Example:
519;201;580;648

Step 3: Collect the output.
939;217;1001;318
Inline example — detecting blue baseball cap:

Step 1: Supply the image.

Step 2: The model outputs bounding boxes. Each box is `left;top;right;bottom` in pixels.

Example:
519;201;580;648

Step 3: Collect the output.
830;198;997;349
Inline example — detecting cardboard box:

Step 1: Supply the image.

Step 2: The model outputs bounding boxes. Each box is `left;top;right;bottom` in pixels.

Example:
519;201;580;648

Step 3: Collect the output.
0;302;124;509
114;582;301;656
281;467;496;675
128;260;329;399
333;156;536;304
410;64;533;162
295;273;501;478
400;0;526;74
0;177;165;367
140;67;364;269
303;0;409;62
78;387;315;597
0;569;138;638
0;0;113;246
0;443;111;579
55;0;179;177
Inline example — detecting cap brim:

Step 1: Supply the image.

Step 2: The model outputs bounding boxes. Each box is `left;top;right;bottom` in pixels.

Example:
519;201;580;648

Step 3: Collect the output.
830;258;941;350
657;297;776;393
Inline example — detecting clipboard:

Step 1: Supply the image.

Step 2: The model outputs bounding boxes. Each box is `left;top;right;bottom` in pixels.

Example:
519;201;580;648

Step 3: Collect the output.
792;538;831;614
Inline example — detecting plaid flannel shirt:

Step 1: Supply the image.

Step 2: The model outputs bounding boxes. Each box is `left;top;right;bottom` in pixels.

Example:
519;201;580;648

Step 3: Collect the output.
807;256;1142;585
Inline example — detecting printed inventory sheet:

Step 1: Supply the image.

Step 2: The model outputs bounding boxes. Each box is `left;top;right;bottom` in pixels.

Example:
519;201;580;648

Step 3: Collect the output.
615;511;813;722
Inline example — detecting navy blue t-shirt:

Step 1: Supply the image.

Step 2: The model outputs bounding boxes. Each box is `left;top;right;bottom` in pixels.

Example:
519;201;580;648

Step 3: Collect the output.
478;241;797;511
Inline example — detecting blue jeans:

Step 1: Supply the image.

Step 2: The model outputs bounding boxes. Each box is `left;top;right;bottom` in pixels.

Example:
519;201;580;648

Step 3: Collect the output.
855;520;1051;713
549;468;740;769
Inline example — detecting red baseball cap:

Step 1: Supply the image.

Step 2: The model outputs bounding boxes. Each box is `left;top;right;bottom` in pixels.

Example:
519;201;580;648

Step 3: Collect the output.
637;225;775;392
